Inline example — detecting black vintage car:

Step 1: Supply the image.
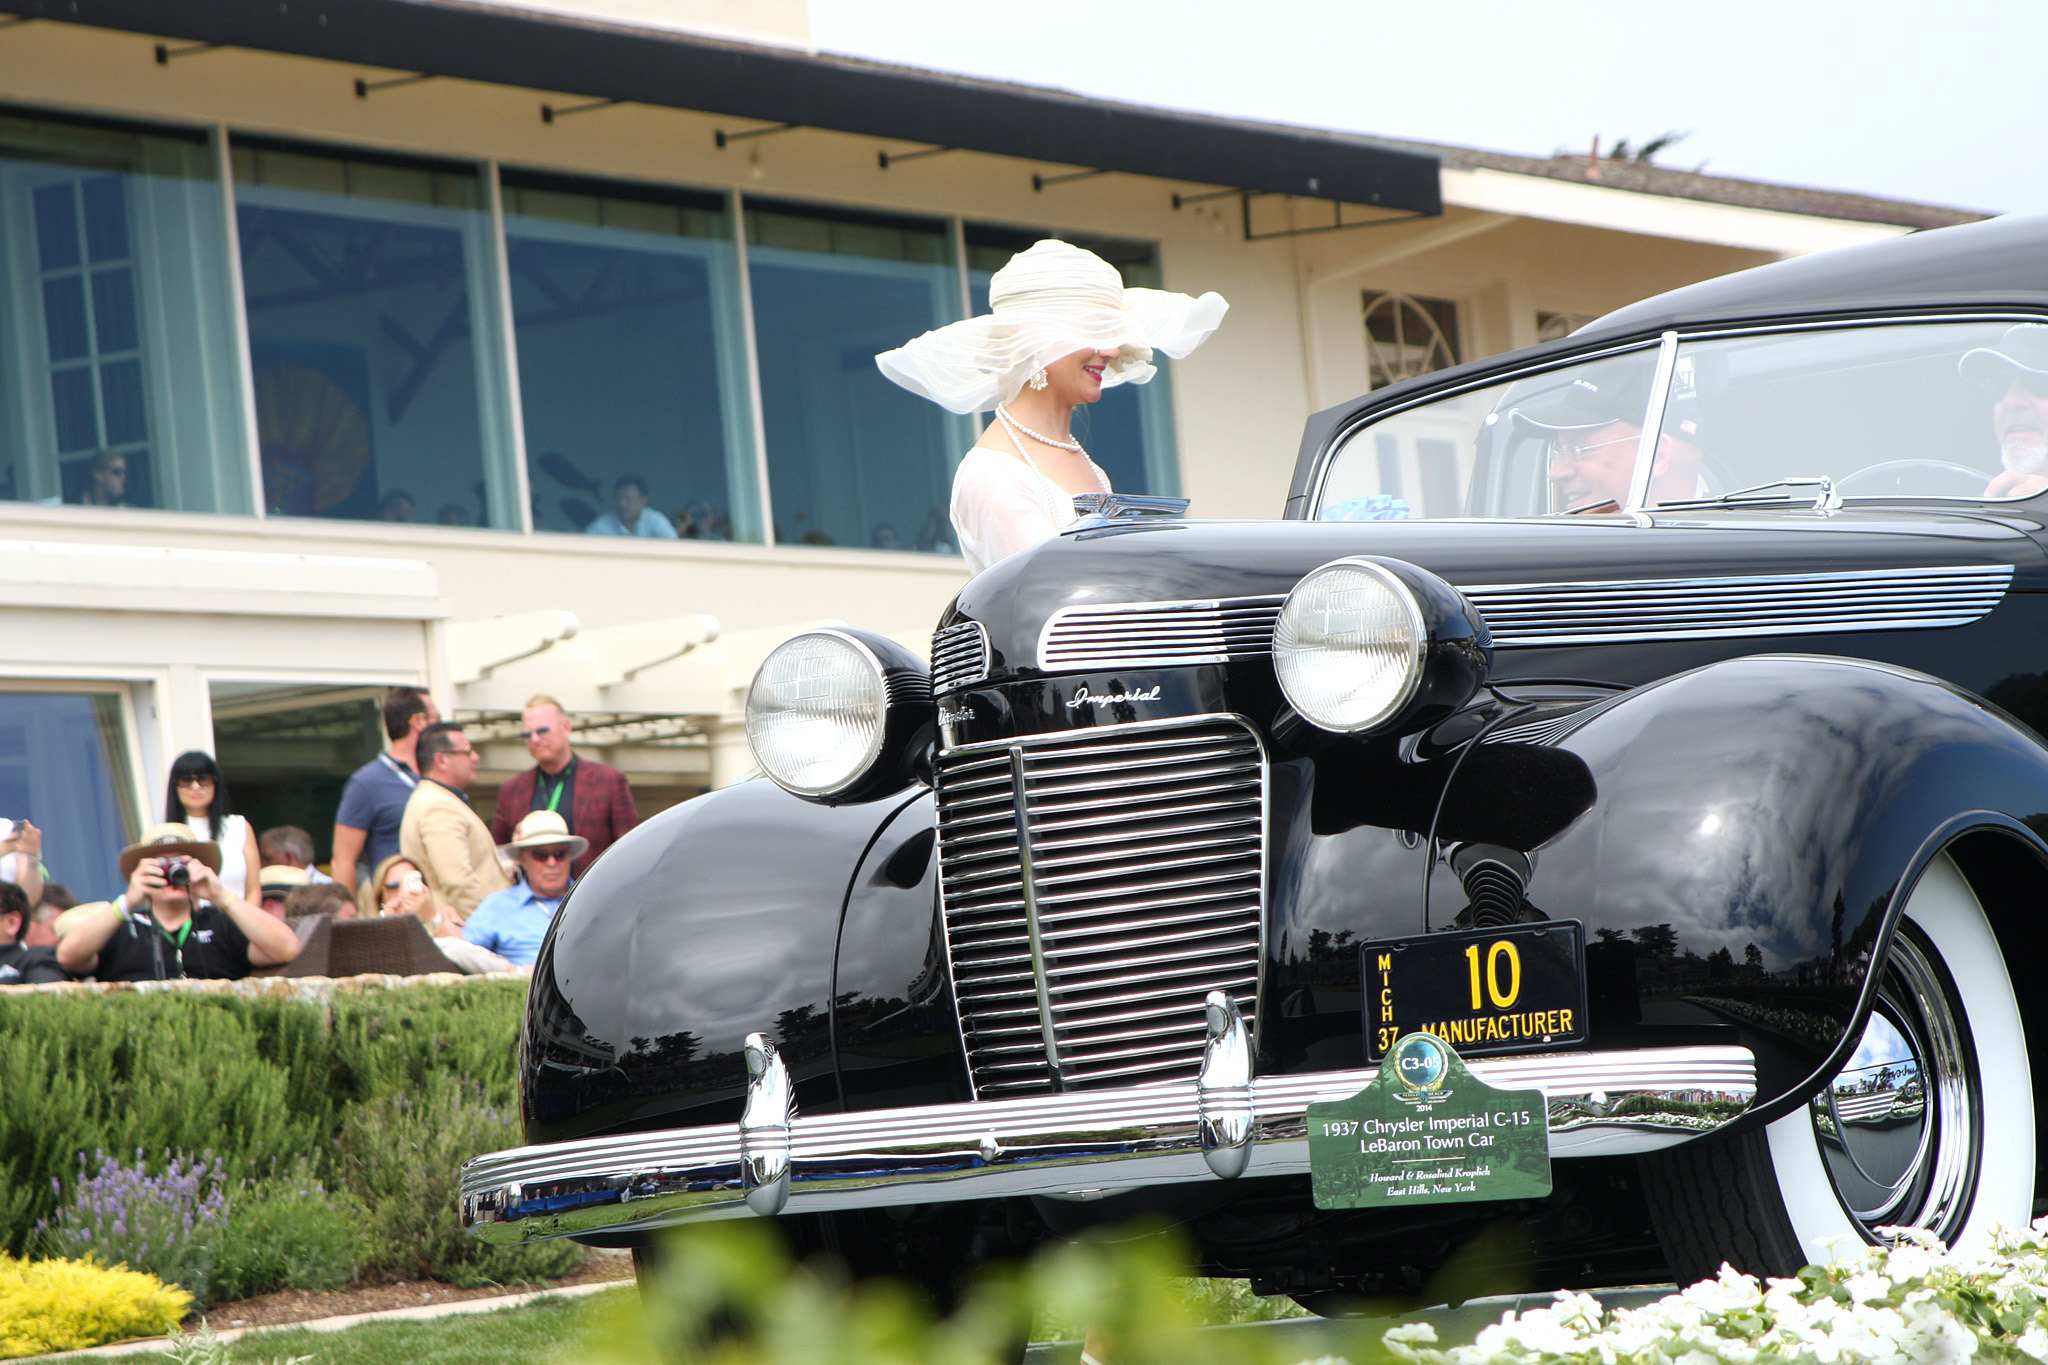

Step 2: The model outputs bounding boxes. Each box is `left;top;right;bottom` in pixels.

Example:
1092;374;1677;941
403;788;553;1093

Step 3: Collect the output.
462;213;2048;1302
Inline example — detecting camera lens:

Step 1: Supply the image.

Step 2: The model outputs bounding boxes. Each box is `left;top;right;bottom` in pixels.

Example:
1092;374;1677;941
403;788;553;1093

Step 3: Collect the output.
166;862;190;889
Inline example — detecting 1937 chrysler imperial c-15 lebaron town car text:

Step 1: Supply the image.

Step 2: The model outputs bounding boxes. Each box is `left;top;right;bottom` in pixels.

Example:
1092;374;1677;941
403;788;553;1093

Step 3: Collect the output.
460;213;2048;1305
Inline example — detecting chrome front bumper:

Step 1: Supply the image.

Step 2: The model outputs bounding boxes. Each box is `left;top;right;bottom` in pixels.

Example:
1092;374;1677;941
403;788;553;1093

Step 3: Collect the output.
461;997;1757;1245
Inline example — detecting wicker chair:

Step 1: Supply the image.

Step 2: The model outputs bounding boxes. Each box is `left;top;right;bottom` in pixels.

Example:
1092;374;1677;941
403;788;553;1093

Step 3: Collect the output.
252;914;454;978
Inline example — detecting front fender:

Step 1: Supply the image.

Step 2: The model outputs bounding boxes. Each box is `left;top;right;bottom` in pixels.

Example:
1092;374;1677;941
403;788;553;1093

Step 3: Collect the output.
1525;653;2048;1121
522;778;922;1145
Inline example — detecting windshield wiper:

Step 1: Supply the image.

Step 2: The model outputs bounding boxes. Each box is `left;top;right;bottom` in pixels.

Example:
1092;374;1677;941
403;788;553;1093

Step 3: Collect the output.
1652;475;1842;513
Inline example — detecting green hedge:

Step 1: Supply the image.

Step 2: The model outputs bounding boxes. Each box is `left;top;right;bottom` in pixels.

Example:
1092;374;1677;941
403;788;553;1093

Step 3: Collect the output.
0;981;574;1287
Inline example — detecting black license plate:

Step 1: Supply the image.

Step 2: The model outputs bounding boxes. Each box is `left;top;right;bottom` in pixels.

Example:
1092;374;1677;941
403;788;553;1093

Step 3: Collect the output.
1362;922;1588;1061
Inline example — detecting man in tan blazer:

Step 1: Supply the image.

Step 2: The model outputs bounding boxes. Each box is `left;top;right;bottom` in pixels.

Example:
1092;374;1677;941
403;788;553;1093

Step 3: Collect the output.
400;721;510;921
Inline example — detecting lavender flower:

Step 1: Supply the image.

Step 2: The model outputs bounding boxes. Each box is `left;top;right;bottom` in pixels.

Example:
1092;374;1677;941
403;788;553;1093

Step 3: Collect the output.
44;1147;226;1302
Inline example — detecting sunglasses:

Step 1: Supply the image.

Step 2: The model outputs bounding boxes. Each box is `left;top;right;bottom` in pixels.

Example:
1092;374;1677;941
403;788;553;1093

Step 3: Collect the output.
525;845;573;863
519;726;555;741
1547;433;1638;465
174;773;216;787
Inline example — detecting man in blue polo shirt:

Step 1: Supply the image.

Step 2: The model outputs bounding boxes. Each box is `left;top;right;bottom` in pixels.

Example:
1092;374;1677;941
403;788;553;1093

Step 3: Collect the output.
330;687;438;890
461;810;584;968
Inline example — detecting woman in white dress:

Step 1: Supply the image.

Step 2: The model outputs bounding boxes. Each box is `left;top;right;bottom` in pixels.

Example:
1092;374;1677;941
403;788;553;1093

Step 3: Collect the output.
166;750;262;904
877;239;1228;575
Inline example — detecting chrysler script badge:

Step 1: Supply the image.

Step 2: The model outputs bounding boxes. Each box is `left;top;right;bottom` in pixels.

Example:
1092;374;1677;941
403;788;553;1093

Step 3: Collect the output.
1066;684;1163;710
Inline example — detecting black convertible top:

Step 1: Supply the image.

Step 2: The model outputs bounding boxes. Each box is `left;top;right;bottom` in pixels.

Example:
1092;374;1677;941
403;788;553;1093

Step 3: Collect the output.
1583;213;2048;339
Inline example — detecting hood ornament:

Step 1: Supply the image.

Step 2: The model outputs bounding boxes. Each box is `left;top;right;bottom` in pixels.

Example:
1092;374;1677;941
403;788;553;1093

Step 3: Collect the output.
1067;493;1191;533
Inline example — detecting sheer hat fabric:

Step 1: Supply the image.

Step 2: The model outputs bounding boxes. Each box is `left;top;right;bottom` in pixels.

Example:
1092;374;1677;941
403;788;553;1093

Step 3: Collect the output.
875;239;1228;414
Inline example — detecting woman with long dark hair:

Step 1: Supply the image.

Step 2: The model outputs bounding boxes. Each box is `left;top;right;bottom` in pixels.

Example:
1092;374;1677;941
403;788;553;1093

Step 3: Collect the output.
165;751;261;904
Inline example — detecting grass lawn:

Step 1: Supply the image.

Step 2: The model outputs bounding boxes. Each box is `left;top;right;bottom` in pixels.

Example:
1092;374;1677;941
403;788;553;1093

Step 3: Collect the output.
120;1288;632;1365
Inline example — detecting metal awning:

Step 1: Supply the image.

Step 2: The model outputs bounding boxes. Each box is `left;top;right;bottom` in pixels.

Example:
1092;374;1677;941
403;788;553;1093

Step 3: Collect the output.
19;0;1442;215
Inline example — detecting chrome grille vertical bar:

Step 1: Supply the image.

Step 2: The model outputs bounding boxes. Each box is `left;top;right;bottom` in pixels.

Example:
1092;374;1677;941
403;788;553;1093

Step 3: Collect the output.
1010;748;1067;1092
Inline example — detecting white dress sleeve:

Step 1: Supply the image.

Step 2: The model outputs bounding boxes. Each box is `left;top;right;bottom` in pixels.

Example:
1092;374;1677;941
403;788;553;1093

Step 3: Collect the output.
950;449;1064;576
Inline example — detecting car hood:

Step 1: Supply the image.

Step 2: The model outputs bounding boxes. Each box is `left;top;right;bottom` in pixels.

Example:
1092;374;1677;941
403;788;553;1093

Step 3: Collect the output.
950;507;2048;677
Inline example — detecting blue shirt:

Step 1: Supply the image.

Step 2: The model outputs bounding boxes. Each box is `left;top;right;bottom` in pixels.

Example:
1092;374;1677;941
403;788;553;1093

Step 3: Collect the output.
462;881;566;967
334;752;419;876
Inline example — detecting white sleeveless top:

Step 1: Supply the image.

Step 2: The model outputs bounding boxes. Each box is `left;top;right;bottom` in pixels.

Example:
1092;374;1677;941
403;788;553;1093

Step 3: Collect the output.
949;446;1110;576
193;813;251;899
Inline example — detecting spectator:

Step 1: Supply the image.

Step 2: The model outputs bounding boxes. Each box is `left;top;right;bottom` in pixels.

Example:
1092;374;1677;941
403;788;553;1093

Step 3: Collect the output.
378;488;416;522
584;474;678;538
257;864;308;918
331;687;439;890
166;751;261;903
23;882;75;949
464;811;585;969
282;882;353;921
399;721;510;921
0;817;45;909
366;853;510;974
78;449;129;508
56;823;301;981
489;694;638;878
258;825;334;883
0;880;68;984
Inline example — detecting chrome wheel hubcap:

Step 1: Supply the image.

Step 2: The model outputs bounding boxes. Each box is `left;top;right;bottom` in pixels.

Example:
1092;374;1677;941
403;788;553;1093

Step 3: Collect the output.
1809;927;1977;1239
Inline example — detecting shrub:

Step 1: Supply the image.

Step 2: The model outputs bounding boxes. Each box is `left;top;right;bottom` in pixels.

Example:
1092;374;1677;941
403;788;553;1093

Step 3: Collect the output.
0;981;526;1258
40;1150;226;1304
211;1163;363;1303
0;1252;191;1358
342;1071;581;1289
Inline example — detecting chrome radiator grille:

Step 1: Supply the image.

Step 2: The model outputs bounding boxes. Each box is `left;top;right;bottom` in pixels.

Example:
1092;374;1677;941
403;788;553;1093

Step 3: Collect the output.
1038;597;1287;673
935;717;1266;1097
932;621;992;693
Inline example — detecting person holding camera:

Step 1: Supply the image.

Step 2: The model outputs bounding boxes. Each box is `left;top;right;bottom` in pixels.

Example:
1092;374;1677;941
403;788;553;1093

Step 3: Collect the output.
55;823;302;981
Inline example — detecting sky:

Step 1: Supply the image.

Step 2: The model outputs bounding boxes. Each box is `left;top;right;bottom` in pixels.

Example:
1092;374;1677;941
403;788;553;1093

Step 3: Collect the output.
807;0;2048;217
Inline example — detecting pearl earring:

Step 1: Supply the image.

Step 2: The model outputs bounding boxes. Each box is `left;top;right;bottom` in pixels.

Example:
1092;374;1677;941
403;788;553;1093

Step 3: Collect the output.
1027;368;1049;392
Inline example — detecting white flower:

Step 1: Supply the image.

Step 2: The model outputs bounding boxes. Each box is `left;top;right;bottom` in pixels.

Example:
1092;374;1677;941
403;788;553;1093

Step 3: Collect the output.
2017;1321;2048;1361
1843;1271;1890;1303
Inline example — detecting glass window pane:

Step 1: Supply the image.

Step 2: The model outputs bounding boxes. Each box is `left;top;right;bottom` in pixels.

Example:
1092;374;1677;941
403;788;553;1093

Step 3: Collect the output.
1653;321;2039;506
1316;348;1662;519
48;366;96;451
31;181;76;271
503;171;758;541
746;198;970;552
91;266;138;353
234;138;515;527
963;224;1181;498
81;174;129;262
0;691;138;904
0;110;252;512
40;274;87;360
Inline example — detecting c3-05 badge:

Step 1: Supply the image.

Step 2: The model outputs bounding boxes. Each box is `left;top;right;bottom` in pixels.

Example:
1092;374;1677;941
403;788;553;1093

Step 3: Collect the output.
1305;1031;1552;1209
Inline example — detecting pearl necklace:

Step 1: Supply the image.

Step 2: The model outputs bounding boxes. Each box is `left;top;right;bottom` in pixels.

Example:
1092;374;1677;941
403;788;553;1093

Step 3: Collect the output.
995;404;1083;453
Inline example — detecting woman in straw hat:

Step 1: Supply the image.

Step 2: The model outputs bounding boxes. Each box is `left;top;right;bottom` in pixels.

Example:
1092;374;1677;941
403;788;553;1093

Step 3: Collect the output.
877;239;1227;575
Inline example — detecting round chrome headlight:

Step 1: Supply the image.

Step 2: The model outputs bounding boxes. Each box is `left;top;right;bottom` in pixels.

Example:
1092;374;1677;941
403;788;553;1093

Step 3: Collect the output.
745;628;932;801
1274;557;1490;736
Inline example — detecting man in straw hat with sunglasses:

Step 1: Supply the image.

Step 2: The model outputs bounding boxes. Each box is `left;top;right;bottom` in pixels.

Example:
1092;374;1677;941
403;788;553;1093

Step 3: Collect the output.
461;810;587;969
1962;323;2048;500
56;823;302;980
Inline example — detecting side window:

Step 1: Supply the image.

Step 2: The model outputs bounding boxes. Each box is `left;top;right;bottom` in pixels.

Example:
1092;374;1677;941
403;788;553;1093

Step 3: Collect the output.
1651;321;2045;506
1317;347;1660;520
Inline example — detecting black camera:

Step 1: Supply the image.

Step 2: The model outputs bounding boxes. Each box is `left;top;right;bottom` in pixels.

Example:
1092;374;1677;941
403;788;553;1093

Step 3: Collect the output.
162;859;190;890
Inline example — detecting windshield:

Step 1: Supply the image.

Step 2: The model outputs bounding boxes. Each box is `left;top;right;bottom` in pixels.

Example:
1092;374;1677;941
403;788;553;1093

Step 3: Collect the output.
1314;320;2048;520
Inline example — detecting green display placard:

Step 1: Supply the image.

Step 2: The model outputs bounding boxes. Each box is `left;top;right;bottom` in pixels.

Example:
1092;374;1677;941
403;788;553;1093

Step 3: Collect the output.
1306;1031;1552;1209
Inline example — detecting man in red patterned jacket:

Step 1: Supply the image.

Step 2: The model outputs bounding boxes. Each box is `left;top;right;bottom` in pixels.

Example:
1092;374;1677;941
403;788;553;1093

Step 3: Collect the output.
488;694;639;878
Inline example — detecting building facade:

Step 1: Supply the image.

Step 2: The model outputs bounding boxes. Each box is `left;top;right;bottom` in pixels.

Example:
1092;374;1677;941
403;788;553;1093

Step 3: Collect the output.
0;0;1978;897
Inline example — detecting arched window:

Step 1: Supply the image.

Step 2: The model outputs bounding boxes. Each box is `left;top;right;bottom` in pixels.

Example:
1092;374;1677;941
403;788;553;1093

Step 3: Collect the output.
1361;290;1460;390
1537;310;1597;343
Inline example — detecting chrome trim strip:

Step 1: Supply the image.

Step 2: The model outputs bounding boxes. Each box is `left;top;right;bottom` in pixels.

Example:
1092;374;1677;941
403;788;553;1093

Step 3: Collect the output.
932;620;992;694
460;1044;1759;1243
1024;565;2011;671
1009;748;1067;1091
1038;596;1287;673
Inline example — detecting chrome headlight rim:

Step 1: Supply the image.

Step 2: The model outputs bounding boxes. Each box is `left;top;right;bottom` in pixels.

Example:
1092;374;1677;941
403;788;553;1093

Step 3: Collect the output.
744;627;933;803
745;628;890;800
1273;556;1489;738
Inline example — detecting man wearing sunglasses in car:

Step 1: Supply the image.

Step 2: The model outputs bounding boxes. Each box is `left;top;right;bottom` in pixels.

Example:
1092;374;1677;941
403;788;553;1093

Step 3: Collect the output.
1962;324;2048;500
460;811;586;969
1510;357;1706;515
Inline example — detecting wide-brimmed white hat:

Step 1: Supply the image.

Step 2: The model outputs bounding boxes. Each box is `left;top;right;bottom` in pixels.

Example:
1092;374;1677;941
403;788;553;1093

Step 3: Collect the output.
875;239;1228;414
